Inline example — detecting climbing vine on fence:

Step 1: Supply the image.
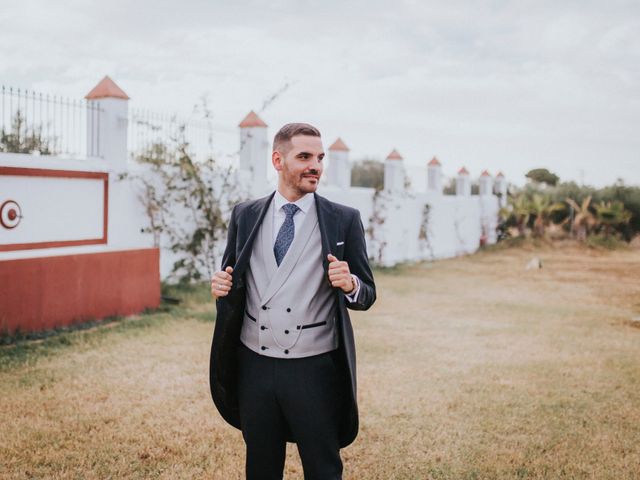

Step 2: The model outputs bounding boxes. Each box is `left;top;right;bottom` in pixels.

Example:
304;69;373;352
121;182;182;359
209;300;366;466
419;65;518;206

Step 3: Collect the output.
366;188;388;266
418;203;435;260
122;125;246;284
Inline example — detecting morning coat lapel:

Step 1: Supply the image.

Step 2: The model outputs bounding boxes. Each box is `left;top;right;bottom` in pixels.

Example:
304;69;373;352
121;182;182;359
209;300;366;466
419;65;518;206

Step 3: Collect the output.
232;192;275;283
314;193;340;275
259;200;278;282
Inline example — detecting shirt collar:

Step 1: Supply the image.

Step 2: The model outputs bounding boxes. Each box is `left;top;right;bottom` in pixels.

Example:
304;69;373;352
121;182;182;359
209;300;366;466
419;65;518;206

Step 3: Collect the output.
274;190;314;214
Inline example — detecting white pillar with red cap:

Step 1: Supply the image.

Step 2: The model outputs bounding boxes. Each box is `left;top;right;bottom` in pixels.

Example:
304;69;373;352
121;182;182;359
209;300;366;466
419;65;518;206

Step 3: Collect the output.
427;156;443;194
494;171;507;207
85;76;129;172
238;110;269;191
327;137;351;189
384;149;405;192
479;170;493;196
456;167;471;196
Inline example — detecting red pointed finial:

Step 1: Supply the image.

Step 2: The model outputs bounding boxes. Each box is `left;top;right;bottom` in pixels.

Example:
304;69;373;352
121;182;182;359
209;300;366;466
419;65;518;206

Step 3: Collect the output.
239;110;268;128
329;138;350;151
85;76;129;100
386;149;403;160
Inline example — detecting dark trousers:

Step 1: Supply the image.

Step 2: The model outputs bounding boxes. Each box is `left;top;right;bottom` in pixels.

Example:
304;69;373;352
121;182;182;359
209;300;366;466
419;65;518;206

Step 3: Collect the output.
237;344;344;480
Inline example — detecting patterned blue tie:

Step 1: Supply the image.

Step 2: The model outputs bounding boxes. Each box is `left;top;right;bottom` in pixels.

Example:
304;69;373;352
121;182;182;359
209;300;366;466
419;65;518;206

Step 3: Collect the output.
274;203;300;266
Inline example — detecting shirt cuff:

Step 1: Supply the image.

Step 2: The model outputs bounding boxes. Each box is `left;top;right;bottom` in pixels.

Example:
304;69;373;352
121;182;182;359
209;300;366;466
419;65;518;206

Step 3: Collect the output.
344;274;361;303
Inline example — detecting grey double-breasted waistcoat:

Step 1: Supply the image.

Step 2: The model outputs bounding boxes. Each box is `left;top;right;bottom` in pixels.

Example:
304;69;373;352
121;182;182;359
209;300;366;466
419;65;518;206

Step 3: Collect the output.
240;199;338;358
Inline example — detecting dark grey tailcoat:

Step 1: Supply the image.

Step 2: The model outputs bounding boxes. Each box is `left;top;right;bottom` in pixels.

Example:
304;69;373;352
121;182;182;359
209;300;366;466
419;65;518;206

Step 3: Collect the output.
209;191;376;447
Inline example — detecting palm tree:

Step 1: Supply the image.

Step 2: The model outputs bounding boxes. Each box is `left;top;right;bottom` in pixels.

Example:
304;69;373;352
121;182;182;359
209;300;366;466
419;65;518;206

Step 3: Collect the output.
506;194;532;236
593;201;632;238
565;196;596;241
529;193;565;237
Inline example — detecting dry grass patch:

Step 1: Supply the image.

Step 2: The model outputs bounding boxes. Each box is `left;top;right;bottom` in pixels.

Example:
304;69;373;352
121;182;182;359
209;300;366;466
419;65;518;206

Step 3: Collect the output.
1;245;639;479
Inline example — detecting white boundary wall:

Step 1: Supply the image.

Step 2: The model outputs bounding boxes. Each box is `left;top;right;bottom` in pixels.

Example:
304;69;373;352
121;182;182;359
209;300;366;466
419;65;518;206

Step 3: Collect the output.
1;78;507;280
0;153;153;261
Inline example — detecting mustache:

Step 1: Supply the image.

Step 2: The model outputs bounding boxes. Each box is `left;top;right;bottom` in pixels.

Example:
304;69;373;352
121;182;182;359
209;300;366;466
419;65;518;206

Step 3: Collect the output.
302;169;320;176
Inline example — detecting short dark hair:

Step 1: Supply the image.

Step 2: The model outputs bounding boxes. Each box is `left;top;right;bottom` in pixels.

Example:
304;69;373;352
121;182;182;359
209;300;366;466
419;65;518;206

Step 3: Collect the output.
273;123;321;153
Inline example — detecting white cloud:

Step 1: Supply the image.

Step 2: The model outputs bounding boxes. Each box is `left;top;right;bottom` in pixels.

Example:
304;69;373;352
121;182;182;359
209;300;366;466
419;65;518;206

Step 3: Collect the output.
1;0;639;186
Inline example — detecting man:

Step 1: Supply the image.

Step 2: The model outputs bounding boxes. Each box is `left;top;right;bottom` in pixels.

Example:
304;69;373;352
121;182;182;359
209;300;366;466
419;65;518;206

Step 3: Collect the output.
209;122;376;480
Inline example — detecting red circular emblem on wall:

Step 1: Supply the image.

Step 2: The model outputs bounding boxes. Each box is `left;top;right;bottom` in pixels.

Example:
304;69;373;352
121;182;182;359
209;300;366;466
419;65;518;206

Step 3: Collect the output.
1;200;22;229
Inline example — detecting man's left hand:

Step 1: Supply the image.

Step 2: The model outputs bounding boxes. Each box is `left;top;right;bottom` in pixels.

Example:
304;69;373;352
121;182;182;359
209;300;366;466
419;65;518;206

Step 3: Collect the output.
327;254;356;293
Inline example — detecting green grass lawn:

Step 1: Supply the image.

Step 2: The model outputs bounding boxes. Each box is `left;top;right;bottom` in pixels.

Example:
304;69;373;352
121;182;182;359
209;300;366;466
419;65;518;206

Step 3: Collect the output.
1;243;639;479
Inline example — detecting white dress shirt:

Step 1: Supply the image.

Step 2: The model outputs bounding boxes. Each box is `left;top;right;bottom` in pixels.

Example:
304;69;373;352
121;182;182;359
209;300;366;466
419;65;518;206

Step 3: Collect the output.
273;190;361;302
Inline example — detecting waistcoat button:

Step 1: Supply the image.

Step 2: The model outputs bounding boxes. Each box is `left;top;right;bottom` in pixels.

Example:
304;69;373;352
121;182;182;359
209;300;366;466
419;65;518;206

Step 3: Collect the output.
260;326;266;330
286;308;291;312
284;349;289;354
262;305;267;310
284;330;289;334
261;346;266;351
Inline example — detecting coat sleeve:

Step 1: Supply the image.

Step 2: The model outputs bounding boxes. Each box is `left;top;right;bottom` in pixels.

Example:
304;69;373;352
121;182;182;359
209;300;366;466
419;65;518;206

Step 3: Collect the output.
343;210;376;311
220;205;238;270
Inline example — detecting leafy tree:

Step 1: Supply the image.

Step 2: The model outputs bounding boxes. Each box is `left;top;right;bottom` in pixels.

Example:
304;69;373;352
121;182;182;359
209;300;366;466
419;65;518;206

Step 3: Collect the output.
351;158;383;190
443;177;456;195
526;168;559;186
595;179;640;240
502;193;532;236
549;181;595;204
593;200;632;238
0;110;53;154
564;195;596;241
502;179;639;241
501;188;563;238
529;193;565;237
549;180;639;239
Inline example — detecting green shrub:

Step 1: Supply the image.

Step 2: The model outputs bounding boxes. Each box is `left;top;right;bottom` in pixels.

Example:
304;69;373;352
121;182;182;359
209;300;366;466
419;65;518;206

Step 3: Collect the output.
585;233;628;250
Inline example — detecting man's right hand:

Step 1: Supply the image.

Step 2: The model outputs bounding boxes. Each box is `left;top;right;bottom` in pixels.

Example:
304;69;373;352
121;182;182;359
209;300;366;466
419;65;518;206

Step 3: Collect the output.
211;266;234;299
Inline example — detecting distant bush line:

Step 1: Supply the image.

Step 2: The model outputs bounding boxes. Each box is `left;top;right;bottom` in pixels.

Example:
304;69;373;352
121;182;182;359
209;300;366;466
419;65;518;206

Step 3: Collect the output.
499;178;639;243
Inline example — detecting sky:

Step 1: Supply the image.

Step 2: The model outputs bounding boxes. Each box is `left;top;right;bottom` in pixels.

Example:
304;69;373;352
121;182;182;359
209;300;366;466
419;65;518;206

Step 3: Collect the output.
1;0;639;187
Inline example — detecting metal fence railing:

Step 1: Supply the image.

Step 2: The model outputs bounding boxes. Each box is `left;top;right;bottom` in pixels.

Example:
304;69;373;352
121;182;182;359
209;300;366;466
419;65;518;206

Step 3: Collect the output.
0;86;102;158
1;85;236;162
128;108;217;162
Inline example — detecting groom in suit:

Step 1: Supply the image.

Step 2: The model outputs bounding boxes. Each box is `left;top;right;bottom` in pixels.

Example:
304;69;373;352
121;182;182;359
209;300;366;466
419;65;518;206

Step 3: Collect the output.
209;122;376;480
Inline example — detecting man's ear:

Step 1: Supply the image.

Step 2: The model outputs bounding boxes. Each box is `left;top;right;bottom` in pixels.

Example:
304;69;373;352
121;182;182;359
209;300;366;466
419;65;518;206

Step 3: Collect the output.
272;150;283;171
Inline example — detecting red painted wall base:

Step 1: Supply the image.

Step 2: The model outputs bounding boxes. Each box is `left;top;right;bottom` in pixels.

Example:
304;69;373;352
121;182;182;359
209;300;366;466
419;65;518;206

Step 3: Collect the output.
0;248;161;334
